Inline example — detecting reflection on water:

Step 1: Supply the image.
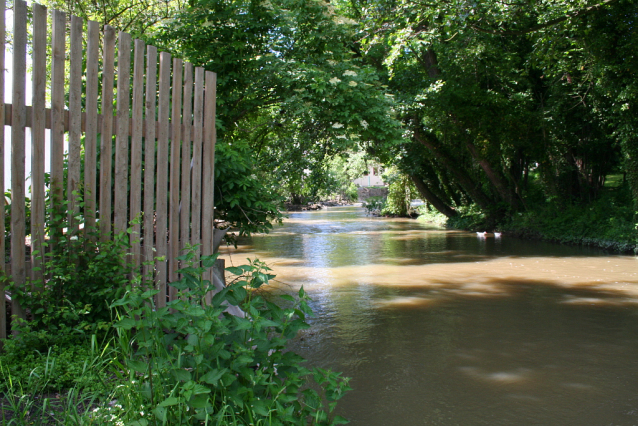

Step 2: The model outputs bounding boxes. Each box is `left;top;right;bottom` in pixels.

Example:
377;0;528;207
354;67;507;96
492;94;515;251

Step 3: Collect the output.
219;206;638;425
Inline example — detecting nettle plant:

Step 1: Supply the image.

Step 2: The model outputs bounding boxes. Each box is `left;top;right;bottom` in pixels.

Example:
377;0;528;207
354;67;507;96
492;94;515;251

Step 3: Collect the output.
110;253;351;426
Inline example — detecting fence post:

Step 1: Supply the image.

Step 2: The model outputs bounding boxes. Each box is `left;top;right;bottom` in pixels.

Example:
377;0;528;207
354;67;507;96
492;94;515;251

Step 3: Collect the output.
10;0;27;325
156;51;171;307
0;0;5;342
99;25;116;241
50;9;65;226
31;3;46;285
84;20;99;238
143;46;158;281
202;71;216;296
114;32;131;236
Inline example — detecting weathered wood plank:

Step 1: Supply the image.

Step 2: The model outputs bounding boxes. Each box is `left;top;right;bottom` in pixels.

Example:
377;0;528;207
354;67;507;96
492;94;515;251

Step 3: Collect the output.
67;15;83;234
143;45;158;281
99;25;116;241
84;20;99;237
180;63;193;257
190;68;204;252
156;51;172;307
30;3;46;285
3;104;206;142
0;0;6;342
169;58;183;293
129;39;145;271
50;9;65;222
114;32;132;235
202;71;217;284
11;0;27;323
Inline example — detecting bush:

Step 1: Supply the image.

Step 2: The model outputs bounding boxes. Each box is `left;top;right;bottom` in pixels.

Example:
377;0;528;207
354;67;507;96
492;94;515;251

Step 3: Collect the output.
0;337;112;394
7;223;133;350
362;196;386;215
109;253;351;425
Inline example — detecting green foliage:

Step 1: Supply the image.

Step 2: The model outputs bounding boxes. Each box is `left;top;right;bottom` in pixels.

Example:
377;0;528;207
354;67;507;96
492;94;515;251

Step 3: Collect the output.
110;253;351;425
148;0;402;213
416;205;448;227
362;196;386;215
7;206;132;351
381;167;418;217
503;184;636;252
330;0;638;243
0;337;112;394
214;142;284;237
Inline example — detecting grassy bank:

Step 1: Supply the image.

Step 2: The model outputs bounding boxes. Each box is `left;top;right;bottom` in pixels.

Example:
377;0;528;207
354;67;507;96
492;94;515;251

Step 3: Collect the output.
1;226;351;426
418;182;637;254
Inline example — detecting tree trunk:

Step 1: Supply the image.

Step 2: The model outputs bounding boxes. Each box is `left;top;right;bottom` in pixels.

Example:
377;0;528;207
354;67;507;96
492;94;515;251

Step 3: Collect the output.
411;175;457;218
414;127;493;210
463;137;520;210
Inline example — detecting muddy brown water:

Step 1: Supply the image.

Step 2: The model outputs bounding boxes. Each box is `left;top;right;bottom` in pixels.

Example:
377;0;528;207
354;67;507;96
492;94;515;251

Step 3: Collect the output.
219;206;638;426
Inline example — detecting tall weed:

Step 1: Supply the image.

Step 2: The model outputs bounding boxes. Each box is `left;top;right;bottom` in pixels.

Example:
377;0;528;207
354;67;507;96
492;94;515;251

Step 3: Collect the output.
110;253;351;425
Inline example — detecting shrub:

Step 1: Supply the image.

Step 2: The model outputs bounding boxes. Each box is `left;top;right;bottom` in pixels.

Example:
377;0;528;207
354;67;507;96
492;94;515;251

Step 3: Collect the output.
362;196;386;215
110;253;351;425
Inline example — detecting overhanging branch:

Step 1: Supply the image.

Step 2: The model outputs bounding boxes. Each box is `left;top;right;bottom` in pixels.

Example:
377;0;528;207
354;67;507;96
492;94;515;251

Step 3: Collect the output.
471;0;619;36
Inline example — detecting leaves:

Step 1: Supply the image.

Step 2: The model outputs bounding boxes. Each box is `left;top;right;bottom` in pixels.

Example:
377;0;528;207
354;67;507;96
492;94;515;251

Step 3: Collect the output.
112;255;352;425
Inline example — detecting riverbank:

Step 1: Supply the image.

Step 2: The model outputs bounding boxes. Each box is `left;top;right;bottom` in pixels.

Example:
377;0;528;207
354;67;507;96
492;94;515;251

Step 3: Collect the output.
417;194;637;254
284;200;354;211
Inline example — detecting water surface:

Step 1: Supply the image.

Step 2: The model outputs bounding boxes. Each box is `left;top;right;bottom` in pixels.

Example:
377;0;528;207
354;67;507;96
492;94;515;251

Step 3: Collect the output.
219;206;638;425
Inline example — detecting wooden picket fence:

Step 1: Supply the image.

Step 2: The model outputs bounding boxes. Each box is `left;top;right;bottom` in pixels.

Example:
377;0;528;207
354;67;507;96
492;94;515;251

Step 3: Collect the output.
0;0;220;340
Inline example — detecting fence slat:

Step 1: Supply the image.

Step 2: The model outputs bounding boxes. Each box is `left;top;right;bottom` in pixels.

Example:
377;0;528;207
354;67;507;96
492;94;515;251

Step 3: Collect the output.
114;32;132;235
190;68;204;252
84;20;99;236
169;58;182;293
156;51;171;307
143;45;158;281
129;39;145;271
0;0;6;342
31;3;46;285
202;71;217;287
67;15;83;233
50;9;65;220
180;63;193;257
99;25;116;241
11;0;28;323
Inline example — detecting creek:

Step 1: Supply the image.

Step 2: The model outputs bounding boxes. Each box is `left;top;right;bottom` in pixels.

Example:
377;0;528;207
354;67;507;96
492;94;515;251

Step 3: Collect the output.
219;206;638;425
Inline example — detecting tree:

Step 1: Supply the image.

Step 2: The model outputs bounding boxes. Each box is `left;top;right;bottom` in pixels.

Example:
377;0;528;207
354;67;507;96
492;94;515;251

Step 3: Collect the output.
335;0;635;232
149;0;402;223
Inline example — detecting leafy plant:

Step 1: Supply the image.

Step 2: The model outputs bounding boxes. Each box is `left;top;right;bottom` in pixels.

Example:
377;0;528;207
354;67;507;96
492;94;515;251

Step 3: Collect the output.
362;196;386;215
381;167;418;217
110;252;351;425
0;336;116;425
7;198;134;350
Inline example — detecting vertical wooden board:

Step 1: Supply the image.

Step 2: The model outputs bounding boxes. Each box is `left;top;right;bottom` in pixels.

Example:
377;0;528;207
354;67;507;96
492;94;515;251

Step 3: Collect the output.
114;32;131;235
11;0;27;322
31;3;47;285
202;71;217;284
84;20;99;236
169;58;182;292
50;9;65;222
129;39;145;272
180;63;193;256
0;0;6;342
190;68;204;253
99;25;116;241
143;45;157;281
156;51;172;307
67;15;83;234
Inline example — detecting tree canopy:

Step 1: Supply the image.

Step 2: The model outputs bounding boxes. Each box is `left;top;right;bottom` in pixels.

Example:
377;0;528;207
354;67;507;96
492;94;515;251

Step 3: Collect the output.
45;0;638;242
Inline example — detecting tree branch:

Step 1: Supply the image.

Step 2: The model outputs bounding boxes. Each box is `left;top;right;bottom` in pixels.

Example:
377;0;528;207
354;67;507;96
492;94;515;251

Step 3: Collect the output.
471;0;620;36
